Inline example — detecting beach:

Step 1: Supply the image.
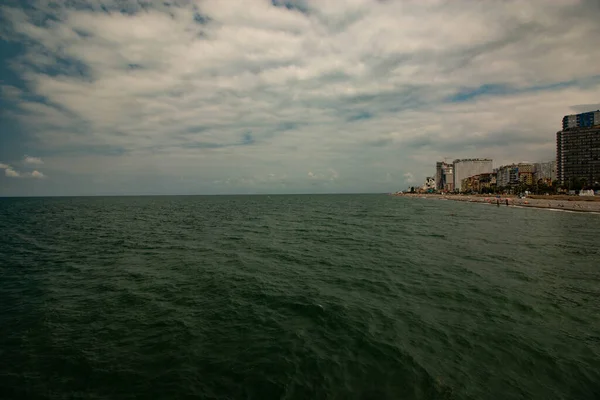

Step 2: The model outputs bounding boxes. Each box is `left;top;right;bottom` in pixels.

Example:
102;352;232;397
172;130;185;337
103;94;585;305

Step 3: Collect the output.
394;193;600;213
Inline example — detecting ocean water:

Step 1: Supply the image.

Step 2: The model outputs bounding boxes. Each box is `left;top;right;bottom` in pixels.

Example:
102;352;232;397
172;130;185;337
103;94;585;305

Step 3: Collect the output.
1;194;599;400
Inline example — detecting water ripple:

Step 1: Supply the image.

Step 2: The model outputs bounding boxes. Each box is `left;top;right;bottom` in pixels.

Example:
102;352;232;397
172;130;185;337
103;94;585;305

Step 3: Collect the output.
1;195;599;399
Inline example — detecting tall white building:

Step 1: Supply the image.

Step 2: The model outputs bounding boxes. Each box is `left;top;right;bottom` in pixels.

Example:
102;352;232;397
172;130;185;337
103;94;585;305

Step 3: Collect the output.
453;159;493;192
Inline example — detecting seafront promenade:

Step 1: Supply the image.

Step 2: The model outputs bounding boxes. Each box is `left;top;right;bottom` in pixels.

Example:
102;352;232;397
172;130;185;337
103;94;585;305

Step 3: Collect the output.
393;193;600;213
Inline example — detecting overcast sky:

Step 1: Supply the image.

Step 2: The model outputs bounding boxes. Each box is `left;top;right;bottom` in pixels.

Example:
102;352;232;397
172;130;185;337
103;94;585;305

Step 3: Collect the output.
1;0;599;196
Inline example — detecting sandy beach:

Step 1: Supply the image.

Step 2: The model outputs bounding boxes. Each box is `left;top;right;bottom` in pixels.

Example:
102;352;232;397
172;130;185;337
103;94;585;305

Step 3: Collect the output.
393;193;600;213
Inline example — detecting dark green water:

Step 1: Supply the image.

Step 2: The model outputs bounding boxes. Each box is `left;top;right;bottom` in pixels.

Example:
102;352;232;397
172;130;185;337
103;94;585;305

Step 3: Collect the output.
1;194;599;400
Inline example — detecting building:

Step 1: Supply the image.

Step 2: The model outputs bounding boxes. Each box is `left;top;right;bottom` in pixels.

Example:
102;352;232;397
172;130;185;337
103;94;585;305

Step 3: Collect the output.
497;164;518;187
534;161;557;184
496;163;535;187
435;162;454;191
422;177;436;192
453;159;493;192
443;167;454;192
435;162;444;190
478;172;497;192
557;126;600;186
562;110;600;130
517;163;535;186
461;172;497;193
461;177;473;193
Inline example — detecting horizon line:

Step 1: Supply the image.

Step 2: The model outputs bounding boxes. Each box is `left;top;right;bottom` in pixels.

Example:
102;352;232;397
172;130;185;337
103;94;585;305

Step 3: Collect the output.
0;192;391;198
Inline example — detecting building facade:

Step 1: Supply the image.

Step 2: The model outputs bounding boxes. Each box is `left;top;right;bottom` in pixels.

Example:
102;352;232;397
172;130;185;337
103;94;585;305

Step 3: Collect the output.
562;110;600;130
517;163;535;186
435;162;454;191
534;161;557;184
461;173;497;193
556;126;600;186
452;159;493;192
497;164;518;187
496;164;535;187
461;177;473;193
422;177;436;192
479;173;497;192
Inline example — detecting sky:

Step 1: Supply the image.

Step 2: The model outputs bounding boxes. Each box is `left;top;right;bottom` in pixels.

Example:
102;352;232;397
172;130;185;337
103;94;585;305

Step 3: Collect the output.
1;0;600;196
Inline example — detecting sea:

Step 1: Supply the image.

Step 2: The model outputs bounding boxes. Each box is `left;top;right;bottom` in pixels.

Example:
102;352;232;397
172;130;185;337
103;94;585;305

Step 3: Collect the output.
1;194;599;400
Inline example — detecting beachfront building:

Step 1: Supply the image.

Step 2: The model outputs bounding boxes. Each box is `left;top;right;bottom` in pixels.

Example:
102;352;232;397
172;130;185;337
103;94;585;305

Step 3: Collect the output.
557;116;600;187
461;172;497;193
453;159;493;192
517;163;535;186
445;181;454;192
435;162;454;192
496;163;534;187
497;164;518;187
422;177;436;192
461;177;473;193
534;161;557;185
477;172;497;192
562;110;600;130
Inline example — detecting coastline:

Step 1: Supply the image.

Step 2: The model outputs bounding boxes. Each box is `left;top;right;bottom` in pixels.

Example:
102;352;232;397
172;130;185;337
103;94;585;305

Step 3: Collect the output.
392;193;600;214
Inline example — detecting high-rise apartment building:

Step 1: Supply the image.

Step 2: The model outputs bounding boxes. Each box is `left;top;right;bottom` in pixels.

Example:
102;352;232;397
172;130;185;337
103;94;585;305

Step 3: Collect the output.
435;162;454;191
452;159;493;192
556;126;600;186
562;110;600;130
557;111;600;186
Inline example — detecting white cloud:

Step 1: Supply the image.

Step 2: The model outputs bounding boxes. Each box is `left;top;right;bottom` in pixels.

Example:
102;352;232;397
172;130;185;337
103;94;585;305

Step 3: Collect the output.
403;172;415;184
5;168;21;178
0;163;21;178
0;0;599;194
30;170;45;179
0;162;46;179
24;155;44;165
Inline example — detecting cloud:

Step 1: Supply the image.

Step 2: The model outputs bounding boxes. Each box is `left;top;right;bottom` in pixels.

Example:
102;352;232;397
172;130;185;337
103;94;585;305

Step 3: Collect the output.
403;172;415;184
0;162;46;179
5;167;21;178
0;163;20;178
0;0;599;195
24;155;44;165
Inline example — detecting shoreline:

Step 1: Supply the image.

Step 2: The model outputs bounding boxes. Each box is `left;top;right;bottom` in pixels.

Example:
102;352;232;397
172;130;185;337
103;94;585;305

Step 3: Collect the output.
392;193;600;214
